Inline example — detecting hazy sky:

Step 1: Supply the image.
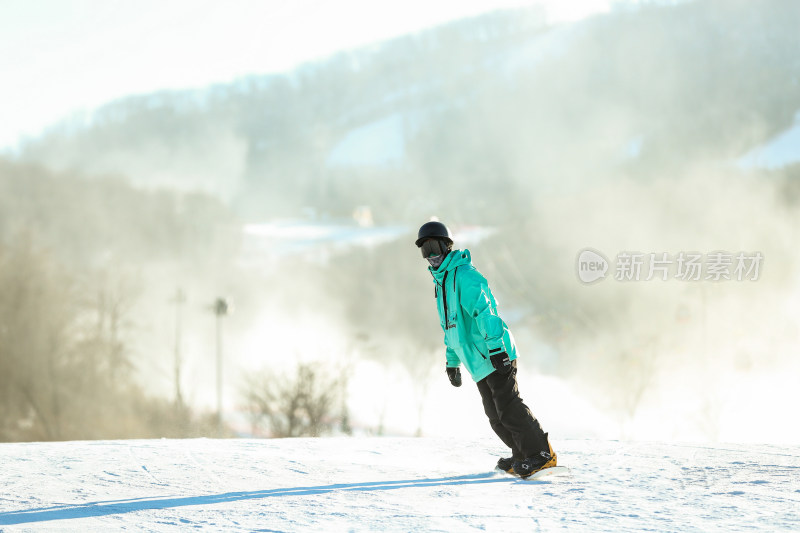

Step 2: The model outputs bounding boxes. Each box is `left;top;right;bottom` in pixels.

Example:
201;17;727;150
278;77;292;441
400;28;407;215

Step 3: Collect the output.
0;0;614;150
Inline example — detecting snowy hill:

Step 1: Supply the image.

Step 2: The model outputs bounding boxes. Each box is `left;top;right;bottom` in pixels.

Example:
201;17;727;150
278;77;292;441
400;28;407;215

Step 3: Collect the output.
2;437;799;532
20;0;800;222
739;110;800;170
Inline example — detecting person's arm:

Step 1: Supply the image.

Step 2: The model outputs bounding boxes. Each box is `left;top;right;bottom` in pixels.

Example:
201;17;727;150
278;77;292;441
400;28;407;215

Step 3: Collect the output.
445;346;462;386
459;270;508;357
445;344;460;368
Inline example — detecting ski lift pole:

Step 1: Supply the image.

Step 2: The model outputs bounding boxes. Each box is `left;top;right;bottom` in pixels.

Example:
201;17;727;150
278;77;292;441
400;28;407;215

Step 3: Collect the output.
171;288;186;409
213;297;231;435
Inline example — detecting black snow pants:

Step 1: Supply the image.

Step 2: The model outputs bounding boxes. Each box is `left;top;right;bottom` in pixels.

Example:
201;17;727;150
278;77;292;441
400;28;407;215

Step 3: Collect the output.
476;360;549;460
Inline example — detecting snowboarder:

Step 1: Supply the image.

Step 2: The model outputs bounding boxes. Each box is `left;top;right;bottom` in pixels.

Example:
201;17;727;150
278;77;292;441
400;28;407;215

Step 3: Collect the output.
415;220;556;478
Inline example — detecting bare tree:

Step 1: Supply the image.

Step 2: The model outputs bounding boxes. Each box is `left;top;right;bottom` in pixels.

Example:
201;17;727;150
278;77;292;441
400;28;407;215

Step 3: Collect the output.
0;233;75;440
0;233;185;441
243;362;347;438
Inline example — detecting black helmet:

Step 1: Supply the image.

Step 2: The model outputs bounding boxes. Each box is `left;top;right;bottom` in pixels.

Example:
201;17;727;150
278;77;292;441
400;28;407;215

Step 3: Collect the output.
415;221;453;247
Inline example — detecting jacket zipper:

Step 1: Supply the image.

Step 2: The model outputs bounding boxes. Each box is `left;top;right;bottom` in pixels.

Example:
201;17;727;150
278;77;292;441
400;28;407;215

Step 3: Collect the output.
442;271;449;329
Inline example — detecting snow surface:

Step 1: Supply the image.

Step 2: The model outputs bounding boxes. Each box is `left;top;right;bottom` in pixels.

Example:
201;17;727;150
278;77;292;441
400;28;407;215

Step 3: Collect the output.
1;437;799;532
739;111;800;169
326;114;410;168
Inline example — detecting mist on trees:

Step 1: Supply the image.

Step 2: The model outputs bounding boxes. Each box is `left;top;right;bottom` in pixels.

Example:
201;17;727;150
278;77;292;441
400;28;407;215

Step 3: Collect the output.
2;0;800;442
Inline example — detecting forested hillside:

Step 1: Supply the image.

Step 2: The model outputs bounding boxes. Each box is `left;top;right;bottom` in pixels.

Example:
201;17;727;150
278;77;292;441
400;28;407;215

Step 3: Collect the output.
5;0;800;442
19;0;800;222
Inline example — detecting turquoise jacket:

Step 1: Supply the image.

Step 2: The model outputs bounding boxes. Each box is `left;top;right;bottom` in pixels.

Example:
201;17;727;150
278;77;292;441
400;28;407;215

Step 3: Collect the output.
429;249;517;382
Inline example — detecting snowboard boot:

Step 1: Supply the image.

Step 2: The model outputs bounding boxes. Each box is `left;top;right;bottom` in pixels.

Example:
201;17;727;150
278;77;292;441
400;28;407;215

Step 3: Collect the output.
512;441;557;479
546;439;557;468
496;456;516;474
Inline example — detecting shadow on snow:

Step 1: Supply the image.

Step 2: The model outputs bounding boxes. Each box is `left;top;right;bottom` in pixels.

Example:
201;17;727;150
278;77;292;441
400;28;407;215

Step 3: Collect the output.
0;472;521;525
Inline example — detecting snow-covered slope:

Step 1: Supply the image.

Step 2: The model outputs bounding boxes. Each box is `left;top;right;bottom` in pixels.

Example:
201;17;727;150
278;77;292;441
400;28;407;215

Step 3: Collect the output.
1;437;799;532
739;110;800;169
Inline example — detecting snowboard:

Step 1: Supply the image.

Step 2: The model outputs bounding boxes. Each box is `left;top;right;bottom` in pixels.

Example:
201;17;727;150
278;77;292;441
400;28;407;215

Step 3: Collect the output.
525;465;570;480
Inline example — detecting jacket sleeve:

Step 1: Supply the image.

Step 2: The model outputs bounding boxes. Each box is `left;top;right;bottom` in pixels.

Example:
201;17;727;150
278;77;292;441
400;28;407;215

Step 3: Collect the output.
445;345;460;368
459;269;508;356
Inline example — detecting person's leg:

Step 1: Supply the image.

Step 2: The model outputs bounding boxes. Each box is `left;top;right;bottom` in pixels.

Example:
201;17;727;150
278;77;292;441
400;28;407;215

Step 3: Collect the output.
484;361;550;458
476;376;522;458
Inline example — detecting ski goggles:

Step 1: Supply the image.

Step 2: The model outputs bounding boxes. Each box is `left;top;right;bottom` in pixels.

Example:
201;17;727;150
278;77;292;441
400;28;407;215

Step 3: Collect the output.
419;238;448;259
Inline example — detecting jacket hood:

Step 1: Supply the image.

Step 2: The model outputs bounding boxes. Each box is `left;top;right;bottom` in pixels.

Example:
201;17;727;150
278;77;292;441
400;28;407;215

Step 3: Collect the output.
430;249;472;282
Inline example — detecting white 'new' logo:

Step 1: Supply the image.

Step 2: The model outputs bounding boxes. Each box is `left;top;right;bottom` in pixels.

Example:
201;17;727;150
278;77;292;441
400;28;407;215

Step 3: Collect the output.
576;248;609;284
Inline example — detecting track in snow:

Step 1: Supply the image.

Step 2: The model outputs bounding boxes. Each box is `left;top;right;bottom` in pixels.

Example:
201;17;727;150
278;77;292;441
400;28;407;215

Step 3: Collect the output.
1;438;798;532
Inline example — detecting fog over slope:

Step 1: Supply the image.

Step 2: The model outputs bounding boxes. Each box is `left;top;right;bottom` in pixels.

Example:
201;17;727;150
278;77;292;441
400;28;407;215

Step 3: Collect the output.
3;0;800;443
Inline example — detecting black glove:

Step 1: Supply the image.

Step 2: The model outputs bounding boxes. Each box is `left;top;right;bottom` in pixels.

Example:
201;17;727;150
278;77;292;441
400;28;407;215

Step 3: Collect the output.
446;367;462;387
490;351;512;374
